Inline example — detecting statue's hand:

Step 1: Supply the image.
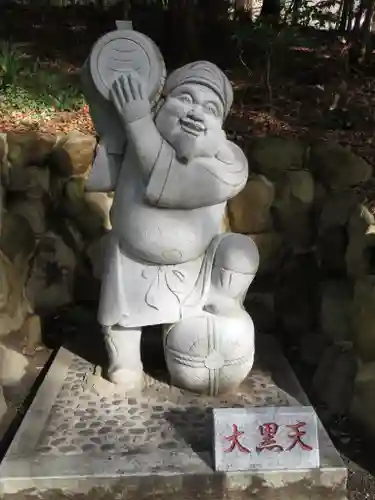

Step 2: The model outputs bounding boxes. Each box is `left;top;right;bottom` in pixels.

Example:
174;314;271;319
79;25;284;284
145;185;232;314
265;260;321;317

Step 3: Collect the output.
109;72;151;124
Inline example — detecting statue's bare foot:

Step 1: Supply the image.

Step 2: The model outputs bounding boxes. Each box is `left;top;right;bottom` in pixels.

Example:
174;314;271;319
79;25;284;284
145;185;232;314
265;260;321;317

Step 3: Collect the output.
103;325;143;391
21;314;44;356
108;367;144;391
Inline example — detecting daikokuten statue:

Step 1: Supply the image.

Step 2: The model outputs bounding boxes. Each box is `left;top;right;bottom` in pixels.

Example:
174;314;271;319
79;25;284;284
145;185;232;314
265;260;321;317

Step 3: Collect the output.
82;29;259;395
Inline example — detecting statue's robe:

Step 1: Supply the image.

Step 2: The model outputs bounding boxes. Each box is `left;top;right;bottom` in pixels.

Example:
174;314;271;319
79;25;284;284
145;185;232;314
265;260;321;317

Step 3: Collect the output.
87;139;248;328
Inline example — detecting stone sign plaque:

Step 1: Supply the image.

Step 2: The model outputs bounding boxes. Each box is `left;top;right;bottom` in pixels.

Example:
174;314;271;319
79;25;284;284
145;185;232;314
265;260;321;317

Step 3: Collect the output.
213;406;319;472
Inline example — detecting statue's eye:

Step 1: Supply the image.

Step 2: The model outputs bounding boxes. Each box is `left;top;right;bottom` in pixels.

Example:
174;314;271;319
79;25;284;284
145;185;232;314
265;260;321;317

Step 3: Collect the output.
204;103;219;116
177;94;193;104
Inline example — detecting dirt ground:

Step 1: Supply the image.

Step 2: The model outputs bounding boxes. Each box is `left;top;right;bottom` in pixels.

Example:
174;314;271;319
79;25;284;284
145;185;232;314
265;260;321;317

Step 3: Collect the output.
347;459;375;500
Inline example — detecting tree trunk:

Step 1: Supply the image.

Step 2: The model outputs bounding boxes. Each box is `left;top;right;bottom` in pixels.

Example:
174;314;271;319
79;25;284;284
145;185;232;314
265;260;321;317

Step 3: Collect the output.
123;0;131;18
165;0;200;65
339;0;351;32
205;0;229;21
360;0;375;62
347;0;355;31
291;0;303;24
184;0;200;58
260;0;281;25
349;0;375;64
353;0;366;34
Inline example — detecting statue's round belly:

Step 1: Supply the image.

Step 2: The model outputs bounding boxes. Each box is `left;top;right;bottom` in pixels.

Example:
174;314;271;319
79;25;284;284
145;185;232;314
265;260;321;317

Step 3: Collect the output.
115;203;219;265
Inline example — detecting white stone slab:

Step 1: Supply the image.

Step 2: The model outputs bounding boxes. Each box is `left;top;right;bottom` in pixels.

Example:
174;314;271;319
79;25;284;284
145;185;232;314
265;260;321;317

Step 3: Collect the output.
213;406;319;472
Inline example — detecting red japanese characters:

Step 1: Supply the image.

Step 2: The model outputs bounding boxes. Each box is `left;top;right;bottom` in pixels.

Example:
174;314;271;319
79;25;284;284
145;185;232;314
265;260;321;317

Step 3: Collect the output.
285;422;313;451
256;423;284;452
224;421;313;454
224;424;251;453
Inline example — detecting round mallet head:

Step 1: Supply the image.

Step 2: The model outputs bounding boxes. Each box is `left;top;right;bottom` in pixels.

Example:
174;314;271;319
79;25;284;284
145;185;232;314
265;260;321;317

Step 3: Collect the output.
88;29;166;107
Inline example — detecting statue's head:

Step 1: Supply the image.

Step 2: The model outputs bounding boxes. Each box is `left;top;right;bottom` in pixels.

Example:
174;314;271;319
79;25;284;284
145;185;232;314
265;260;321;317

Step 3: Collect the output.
155;61;233;162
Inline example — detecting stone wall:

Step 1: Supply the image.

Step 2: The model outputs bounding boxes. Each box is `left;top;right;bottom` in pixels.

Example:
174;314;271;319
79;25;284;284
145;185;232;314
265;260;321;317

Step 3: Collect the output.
228;136;374;433
0;130;111;432
0;131;374;437
0;131;110;338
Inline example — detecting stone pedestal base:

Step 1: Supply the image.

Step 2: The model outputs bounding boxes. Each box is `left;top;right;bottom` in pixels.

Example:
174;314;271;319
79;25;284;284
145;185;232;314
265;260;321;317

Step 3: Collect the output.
0;335;347;500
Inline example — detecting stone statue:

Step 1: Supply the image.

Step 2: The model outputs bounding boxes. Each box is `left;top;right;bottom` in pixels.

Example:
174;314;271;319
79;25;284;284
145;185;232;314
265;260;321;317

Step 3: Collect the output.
82;29;259;395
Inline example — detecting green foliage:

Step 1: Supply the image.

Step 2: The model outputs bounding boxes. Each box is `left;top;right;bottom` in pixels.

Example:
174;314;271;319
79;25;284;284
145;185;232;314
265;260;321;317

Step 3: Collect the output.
0;42;85;114
0;41;23;88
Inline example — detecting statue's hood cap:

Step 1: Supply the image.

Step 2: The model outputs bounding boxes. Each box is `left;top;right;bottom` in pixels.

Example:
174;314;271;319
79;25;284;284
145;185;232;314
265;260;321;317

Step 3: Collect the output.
163;61;233;117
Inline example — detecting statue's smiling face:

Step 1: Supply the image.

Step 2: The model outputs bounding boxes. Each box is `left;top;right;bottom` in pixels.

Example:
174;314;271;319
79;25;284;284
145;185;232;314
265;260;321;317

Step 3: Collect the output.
155;83;226;162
